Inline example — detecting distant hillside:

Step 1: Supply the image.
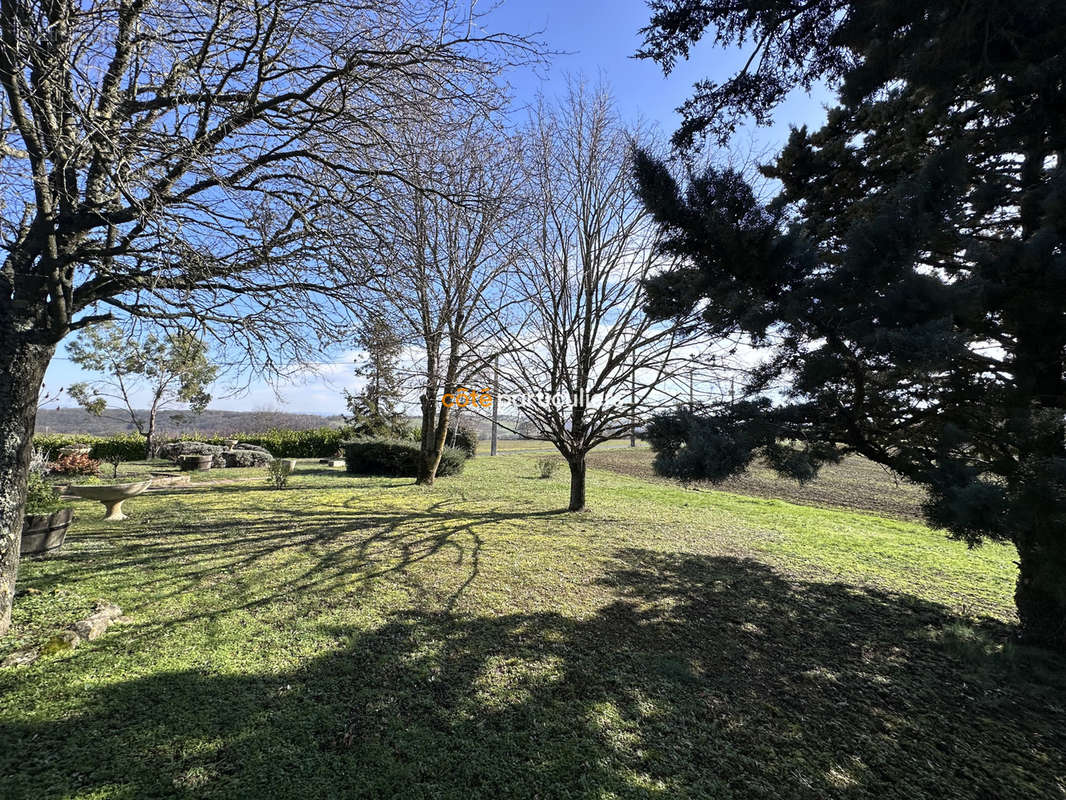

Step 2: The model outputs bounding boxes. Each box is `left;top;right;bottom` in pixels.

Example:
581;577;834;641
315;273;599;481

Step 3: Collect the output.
35;407;347;436
36;406;547;440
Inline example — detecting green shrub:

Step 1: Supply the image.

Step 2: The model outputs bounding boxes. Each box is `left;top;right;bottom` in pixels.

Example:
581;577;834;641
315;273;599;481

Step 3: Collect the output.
343;438;416;476
265;461;289;489
33;433;96;455
88;433;146;463
393;420;421;442
343;439;465;477
24;472;68;515
446;423;479;458
33;433;145;464
535;455;560;479
436;447;467;477
197;427;346;458
35;427;348;462
92;438;133;477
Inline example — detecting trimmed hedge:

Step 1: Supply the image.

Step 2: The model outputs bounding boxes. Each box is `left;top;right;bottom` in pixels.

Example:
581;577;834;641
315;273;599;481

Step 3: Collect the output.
343;439;465;478
34;427;348;461
196;428;347;458
34;432;146;463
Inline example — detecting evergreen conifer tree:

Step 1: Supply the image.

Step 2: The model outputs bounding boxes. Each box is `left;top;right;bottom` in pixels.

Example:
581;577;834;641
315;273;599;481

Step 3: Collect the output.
344;318;408;438
636;1;1066;648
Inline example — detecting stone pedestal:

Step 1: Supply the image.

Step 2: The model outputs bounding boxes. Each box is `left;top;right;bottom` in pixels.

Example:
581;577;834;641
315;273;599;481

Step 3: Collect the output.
68;480;152;521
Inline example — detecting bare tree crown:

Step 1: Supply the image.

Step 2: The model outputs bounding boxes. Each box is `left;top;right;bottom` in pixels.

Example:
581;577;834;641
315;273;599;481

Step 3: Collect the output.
1;0;539;363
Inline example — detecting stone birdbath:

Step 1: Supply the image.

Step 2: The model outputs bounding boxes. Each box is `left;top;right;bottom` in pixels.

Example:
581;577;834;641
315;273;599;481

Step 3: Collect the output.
67;479;152;522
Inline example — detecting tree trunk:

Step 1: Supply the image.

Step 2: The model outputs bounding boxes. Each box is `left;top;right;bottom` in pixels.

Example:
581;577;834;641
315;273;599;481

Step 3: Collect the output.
1015;528;1066;651
417;349;458;485
417;400;452;486
416;393;439;486
415;351;440;486
145;405;158;460
567;455;587;512
0;336;54;637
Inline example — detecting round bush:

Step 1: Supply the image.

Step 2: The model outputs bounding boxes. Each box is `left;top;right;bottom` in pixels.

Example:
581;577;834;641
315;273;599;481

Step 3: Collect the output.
343;439;465;477
49;452;99;476
445;424;479;458
157;441;223;462
231;442;270;454
160;441;228;467
223;449;275;468
435;447;466;476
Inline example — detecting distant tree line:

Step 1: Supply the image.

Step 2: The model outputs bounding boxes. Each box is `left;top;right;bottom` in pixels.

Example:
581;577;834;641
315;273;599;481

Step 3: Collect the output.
34;408;349;438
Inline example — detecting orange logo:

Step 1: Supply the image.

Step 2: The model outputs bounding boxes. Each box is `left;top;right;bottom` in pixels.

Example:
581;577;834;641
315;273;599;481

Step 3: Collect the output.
441;387;494;408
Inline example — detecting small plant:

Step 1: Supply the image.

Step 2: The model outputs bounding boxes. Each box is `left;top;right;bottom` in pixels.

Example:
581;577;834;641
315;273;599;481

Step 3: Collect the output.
50;451;99;476
91;439;128;478
536;456;560;479
24;472;67;515
29;447;51;479
266;461;289;489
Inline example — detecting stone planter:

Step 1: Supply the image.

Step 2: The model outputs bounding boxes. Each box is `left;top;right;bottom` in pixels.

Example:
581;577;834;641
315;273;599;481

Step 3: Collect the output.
280;458;298;475
179;454;213;471
67;480;152;522
20;508;74;556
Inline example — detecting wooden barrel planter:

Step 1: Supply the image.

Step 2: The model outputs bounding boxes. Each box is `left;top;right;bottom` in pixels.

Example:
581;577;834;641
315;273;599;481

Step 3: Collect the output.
179;454;213;471
20;508;74;556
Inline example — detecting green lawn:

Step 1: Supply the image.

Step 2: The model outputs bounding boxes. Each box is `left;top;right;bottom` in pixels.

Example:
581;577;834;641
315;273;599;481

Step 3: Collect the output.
94;459;270;483
2;454;1064;799
587;448;927;521
490;437;643;452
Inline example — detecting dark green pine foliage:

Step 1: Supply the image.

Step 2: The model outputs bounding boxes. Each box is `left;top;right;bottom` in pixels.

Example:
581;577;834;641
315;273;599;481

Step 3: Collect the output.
344;317;409;439
635;1;1066;648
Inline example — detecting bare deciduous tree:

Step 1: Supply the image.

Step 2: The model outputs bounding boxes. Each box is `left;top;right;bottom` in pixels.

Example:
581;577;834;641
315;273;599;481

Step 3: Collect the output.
0;0;540;635
362;120;526;484
497;83;703;511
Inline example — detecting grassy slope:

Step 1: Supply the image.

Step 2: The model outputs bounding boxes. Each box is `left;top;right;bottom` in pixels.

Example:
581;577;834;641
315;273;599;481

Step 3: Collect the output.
588;448;927;521
1;457;1064;799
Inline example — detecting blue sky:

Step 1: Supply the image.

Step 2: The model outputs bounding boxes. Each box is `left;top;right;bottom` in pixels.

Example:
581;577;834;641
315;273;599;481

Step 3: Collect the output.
43;0;832;416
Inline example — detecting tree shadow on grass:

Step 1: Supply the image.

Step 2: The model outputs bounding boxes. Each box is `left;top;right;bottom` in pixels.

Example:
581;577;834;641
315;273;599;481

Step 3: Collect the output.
3;550;1065;799
19;502;568;625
